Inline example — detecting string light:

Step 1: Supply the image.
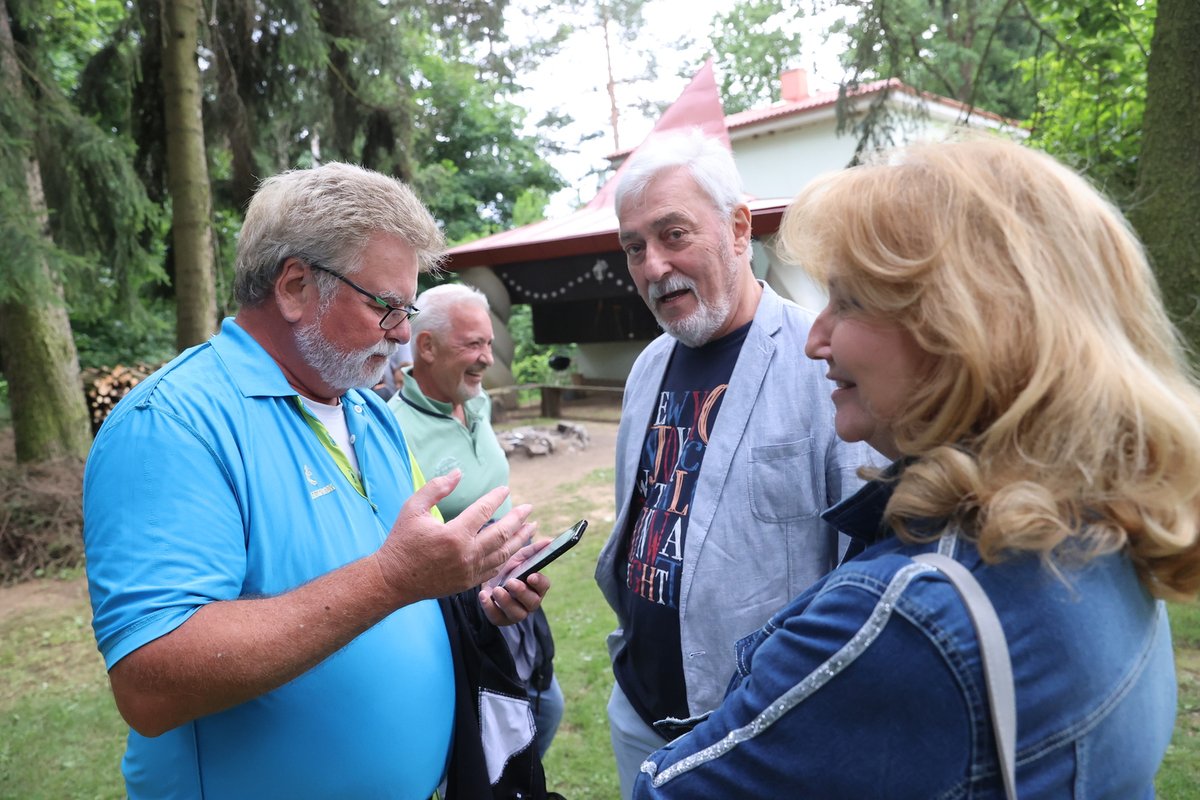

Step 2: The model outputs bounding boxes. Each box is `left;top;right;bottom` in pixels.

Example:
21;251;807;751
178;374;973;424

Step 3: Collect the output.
500;258;639;301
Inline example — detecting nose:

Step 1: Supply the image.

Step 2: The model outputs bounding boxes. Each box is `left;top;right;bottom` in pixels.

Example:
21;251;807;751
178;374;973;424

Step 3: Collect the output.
385;318;411;344
805;303;833;362
479;342;494;367
640;242;671;284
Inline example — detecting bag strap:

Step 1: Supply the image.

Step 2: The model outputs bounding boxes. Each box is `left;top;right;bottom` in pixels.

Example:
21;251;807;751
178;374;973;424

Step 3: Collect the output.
913;552;1017;800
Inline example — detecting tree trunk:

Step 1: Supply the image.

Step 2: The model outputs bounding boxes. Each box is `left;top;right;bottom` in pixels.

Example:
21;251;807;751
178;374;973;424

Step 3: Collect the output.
0;1;92;462
163;0;217;349
1131;0;1200;354
601;7;621;152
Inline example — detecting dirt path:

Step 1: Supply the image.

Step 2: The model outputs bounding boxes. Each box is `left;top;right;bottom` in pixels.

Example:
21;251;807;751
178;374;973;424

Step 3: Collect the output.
0;419;620;623
504;420;618;514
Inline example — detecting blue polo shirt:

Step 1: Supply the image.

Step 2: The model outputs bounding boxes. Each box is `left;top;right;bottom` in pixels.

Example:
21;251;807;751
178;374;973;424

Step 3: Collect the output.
83;318;454;799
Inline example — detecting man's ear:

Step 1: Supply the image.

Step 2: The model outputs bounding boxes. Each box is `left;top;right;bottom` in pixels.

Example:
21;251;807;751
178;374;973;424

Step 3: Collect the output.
730;203;753;256
415;330;437;363
275;257;317;323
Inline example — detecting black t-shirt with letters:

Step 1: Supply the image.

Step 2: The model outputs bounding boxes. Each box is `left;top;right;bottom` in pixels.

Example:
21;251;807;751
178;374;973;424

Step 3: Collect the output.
613;321;750;728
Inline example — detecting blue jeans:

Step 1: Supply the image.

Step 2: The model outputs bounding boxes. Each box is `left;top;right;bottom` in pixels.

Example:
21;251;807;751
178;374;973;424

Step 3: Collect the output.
529;674;564;759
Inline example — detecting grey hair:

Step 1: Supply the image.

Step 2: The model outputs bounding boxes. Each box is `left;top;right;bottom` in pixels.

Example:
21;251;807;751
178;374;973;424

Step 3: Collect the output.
410;283;490;340
233;162;446;307
615;127;743;216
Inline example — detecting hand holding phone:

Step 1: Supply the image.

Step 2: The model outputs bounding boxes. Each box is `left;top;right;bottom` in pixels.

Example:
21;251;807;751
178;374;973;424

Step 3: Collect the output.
498;519;587;585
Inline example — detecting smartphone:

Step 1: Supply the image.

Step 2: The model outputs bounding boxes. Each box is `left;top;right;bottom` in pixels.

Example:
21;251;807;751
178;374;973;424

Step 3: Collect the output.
500;519;588;585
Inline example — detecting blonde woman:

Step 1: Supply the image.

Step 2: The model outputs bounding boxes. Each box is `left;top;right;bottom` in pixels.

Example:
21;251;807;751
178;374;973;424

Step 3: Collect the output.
633;138;1200;799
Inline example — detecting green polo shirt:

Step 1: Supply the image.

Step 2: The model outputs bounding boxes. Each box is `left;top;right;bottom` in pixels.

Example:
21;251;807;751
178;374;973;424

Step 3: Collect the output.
387;370;513;521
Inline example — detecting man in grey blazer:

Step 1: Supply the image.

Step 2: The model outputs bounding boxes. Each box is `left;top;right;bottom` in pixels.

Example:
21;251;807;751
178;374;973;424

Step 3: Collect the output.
595;129;880;798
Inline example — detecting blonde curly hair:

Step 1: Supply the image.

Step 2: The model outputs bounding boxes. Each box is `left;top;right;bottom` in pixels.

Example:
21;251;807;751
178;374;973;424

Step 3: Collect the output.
780;137;1200;599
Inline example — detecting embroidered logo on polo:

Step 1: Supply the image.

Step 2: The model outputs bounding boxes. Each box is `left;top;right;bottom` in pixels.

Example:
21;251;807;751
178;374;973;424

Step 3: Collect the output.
433;455;462;478
303;464;335;499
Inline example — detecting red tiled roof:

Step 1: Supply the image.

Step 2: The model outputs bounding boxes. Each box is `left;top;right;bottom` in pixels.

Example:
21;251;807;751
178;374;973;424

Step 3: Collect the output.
727;78;1021;132
606;78;1021;161
444;197;789;269
723;79;897;131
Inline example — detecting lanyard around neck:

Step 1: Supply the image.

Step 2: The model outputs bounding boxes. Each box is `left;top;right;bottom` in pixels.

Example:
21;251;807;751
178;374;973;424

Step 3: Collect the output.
293;396;366;498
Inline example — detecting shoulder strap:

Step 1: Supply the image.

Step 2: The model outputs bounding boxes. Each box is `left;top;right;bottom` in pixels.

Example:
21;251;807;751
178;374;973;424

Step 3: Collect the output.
913;552;1017;800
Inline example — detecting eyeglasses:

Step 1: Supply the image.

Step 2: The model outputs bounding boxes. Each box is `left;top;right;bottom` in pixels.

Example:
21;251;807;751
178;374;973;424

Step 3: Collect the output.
307;262;419;330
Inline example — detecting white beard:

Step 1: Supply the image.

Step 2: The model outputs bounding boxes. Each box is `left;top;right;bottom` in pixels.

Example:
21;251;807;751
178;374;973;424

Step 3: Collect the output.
295;317;395;392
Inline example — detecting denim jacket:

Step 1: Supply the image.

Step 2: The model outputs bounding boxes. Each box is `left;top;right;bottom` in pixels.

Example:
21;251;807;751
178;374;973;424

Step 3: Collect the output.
634;476;1177;799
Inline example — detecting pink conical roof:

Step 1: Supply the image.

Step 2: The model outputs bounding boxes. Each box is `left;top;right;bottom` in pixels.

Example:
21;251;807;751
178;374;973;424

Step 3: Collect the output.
445;60;787;270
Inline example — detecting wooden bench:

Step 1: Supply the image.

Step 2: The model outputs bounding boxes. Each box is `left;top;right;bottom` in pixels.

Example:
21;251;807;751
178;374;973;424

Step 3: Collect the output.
535;383;625;418
489;383;625;420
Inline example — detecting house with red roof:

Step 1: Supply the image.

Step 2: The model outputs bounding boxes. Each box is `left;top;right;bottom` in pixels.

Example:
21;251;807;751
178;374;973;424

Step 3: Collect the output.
445;62;1023;387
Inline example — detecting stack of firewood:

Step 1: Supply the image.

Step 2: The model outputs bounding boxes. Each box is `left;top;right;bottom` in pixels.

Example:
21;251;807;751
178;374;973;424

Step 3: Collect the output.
82;362;159;433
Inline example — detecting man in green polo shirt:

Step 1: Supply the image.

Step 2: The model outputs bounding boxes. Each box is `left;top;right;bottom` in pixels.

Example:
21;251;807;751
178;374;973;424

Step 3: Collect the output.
389;283;564;760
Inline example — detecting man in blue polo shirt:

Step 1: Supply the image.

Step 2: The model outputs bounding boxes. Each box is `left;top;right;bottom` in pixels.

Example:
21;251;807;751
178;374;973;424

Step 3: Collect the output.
82;162;546;799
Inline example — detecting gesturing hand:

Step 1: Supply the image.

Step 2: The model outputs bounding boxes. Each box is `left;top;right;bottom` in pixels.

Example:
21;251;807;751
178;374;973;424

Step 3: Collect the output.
373;470;533;607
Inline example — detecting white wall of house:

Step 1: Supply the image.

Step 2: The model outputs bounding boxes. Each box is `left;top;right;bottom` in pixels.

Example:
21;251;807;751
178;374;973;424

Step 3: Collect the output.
733;113;856;203
736;92;1023;316
575;341;646;384
733;97;987;205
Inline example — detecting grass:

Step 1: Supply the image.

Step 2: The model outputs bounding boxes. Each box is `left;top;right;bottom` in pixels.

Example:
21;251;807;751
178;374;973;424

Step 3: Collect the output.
1159;601;1200;799
2;467;1197;797
0;580;125;799
533;467;619;798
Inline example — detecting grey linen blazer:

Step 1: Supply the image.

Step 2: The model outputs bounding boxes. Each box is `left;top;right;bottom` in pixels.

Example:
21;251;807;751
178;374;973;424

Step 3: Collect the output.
595;282;883;718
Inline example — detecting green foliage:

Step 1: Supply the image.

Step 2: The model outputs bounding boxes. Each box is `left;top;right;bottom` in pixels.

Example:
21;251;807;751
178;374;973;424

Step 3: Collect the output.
192;1;563;244
18;0;128;94
833;0;1041;120
410;25;563;241
512;187;551;227
708;0;805;114
69;300;176;371
508;305;578;386
1020;0;1154;202
826;0;1158;205
212;206;245;319
37;105;169;322
2;0;166;336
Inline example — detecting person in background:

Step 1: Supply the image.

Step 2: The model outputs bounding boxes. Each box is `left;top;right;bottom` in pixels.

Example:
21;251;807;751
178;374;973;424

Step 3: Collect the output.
595;127;881;798
82;162;547;800
634;137;1199;798
389;282;564;761
373;339;413;401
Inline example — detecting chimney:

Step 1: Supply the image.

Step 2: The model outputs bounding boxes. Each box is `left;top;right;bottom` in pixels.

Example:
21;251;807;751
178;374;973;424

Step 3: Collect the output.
781;68;809;103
